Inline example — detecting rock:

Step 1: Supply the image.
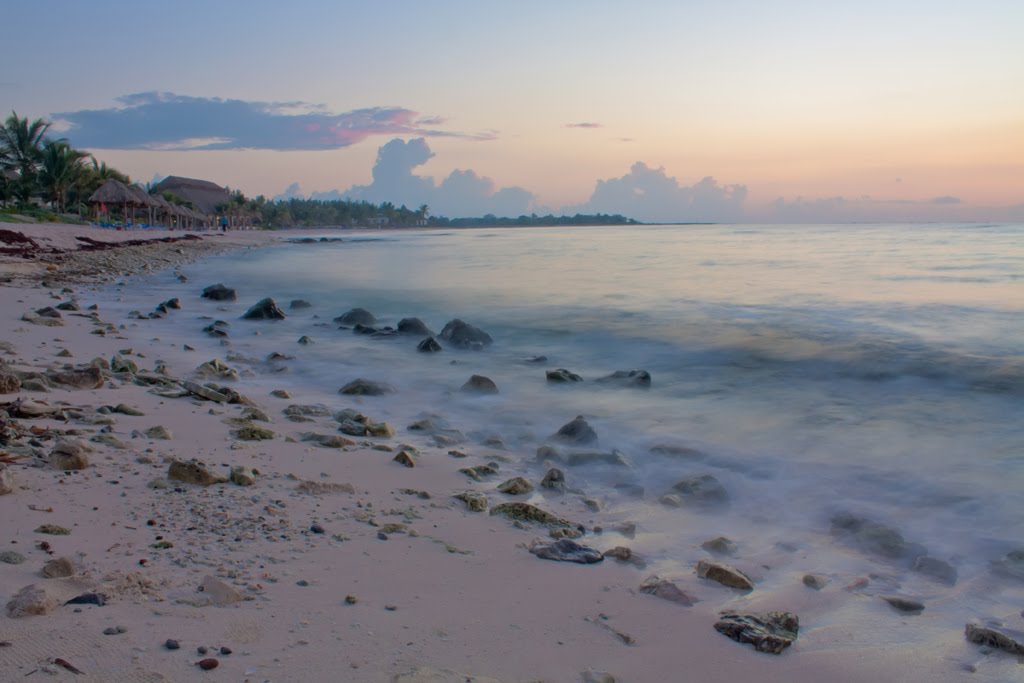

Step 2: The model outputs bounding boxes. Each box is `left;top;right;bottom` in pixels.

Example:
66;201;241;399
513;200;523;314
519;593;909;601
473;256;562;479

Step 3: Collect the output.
0;550;26;564
337;418;368;435
20;378;48;392
416;337;442;353
393;451;416;467
497;476;533;495
672;474;729;507
552;415;598;445
168;460;227;486
6;584;60;617
165;639;180;650
701;536;737;555
284;403;332;420
992;549;1024;581
454;491;488;511
41;557;75;578
830;513;919;560
198;658;219;670
696;560;755;591
271;389;291;398
110;354;138;374
714;611;799;654
536;445;561;463
459;465;498;481
180;380;230;402
0;465;16;494
596;369;652;388
540;467;566;492
48;366;103;389
546;368;583;383
461;374;498;394
198;575;243;606
241;407;271;422
398;317;433;336
234;424;274;440
366;422;396;438
438;319;493;349
203;321;229;338
229;466;258;486
339;378;393;396
22;310;63;326
912;556;958;585
64;592;105;606
242;297;286;320
12;399;59;418
530;539;604;564
881;595;924;614
335;307;376;326
658;493;683;508
50;439;91;470
802;574;829;590
302;432;355;448
566;450;628;467
290;299;312;309
201;284;236;301
0;365;19;393
298;335;314;345
113;403;144;416
164;297;181;310
965;622;1024;656
490;502;579;531
35;524;70;535
296;480;355;495
195;358;239;381
639;575;696;605
144;425;173;440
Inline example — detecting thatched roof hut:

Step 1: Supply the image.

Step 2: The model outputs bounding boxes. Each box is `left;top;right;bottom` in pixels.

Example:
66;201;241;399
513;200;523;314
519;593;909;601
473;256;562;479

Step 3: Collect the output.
88;179;144;206
152;176;230;214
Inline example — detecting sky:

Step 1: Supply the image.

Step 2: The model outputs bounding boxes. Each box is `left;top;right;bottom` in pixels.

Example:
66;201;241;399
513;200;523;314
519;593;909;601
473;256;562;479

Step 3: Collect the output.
2;0;1022;222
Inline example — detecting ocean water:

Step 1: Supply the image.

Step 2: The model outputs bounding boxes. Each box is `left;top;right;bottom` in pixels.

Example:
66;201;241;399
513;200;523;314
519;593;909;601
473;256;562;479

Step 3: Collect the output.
105;223;1024;639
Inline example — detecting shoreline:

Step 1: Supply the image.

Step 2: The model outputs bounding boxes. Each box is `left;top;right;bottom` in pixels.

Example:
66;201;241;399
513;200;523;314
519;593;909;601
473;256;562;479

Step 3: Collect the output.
0;222;1013;681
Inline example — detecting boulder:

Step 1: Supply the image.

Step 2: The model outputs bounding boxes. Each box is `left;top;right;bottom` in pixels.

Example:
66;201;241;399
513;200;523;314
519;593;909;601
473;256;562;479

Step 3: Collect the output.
41;557;75;578
540;467;566;492
639;575;696;605
290;299;312;309
230;466;258;486
398;317;433;336
335;308;376;326
393;450;417;467
144;425;173;440
180;380;230;402
48;366;103;390
459;464;499;481
438;319;493;349
566;450;628;467
965;622;1024;656
203;321;230;338
284;403;331;421
714;611;799;654
6;584;60;617
110;354;138;374
454;491;488;511
0;465;15;495
339;378;393;396
234;424;274;440
497;476;534;495
490;502;579;531
201;284;236;301
302;432;355;448
912;556;958;585
366;422;396;437
596;369;652;388
417;337;442;353
546;368;583;383
552;415;598;445
49;439;91;470
672;474;729;507
297;335;314;345
461;374;498;394
830;513;920;560
242;297;286;320
529;539;604;564
195;358;239;381
168;460;227;486
696;560;755;591
701;536;737;555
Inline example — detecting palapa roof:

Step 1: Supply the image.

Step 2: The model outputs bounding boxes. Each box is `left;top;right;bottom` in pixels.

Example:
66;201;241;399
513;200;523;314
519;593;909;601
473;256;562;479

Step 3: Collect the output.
152;175;230;215
88;179;146;205
128;184;156;207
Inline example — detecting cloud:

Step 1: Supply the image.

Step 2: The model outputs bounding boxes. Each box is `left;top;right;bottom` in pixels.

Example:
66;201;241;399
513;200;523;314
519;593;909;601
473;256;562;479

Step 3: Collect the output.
930;195;962;204
570;162;748;223
566;122;602;128
54;92;496;151
332;137;534;216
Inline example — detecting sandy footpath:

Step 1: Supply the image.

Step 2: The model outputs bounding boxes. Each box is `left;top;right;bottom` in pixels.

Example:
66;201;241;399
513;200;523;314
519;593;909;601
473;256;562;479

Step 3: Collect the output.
0;223;1008;682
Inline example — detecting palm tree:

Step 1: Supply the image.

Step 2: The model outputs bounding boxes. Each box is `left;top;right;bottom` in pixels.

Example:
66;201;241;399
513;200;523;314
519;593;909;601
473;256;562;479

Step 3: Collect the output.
38;140;89;214
416;204;430;224
0;111;51;205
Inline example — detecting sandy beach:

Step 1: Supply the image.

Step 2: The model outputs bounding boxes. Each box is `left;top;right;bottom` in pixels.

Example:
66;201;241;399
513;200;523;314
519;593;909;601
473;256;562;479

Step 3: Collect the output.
0;222;1016;682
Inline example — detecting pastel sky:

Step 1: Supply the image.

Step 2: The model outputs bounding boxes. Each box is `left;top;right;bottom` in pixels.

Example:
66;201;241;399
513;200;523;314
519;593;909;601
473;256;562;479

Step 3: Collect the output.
3;0;1022;222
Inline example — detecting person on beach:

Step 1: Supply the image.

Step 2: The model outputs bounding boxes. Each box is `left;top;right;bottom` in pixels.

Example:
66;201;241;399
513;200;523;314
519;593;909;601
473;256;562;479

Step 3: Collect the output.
219;216;228;232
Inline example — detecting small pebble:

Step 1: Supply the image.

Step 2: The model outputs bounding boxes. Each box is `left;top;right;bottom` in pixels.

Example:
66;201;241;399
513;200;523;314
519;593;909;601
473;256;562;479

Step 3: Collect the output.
197;646;208;655
345;595;358;605
310;523;325;534
197;658;219;670
385;604;397;611
165;639;180;650
377;532;388;541
296;579;309;587
103;627;119;635
219;646;232;655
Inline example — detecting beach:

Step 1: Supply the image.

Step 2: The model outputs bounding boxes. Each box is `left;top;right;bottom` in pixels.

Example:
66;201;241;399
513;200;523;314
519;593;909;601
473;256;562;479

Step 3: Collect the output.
0;222;1020;682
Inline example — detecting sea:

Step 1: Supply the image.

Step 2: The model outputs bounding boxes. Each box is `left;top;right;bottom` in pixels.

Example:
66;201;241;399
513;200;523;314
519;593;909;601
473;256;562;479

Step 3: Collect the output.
100;222;1024;645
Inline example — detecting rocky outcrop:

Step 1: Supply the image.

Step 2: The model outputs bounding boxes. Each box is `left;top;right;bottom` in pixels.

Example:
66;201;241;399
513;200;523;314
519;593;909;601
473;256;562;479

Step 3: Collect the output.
552;415;597;445
335;308;376;326
201;284;236;301
461;375;498;394
242;297;286;320
168;460;227;486
529;539;603;564
714;611;799;654
546;368;583;383
596;369;651;388
696;560;755;591
438;319;493;349
339;378;393;396
398;317;433;336
672;474;729;507
417;337;442;353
